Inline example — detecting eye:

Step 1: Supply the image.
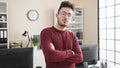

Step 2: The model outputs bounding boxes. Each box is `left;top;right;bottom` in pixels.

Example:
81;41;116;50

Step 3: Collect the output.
61;11;66;17
60;11;72;17
67;13;72;17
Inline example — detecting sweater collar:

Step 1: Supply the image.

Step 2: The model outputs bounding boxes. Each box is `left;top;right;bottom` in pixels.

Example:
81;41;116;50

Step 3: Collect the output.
52;26;67;33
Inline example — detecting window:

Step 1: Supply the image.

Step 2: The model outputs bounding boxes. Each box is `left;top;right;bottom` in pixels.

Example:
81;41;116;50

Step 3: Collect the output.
99;0;120;67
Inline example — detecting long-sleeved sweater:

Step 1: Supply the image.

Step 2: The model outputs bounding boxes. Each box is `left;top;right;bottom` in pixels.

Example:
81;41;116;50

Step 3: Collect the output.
40;26;83;68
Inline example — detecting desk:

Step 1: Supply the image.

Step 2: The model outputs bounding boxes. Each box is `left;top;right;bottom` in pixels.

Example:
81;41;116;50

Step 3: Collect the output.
33;48;46;68
88;61;101;68
88;61;120;68
88;62;100;68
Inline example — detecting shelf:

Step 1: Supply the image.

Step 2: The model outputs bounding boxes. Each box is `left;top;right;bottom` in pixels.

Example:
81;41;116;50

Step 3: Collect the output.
0;21;7;23
0;2;7;13
0;22;7;28
0;43;7;45
0;12;7;14
0;19;7;21
0;18;7;19
0;28;8;30
0;1;8;47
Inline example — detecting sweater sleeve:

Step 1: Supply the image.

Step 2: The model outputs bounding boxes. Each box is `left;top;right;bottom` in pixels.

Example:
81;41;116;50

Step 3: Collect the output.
40;29;74;62
60;33;83;65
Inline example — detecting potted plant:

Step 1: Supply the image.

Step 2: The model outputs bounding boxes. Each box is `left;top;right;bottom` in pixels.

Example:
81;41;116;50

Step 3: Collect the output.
31;37;39;47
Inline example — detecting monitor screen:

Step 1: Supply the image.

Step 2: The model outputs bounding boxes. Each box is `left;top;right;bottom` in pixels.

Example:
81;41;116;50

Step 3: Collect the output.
0;47;33;68
0;45;7;49
80;44;98;65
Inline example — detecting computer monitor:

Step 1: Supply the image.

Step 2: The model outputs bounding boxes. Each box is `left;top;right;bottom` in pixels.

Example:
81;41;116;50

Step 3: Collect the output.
81;44;98;65
0;47;33;68
0;45;7;49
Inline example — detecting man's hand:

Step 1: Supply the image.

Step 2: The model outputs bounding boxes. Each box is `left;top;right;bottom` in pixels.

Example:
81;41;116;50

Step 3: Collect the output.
72;51;75;55
50;43;55;50
50;43;75;55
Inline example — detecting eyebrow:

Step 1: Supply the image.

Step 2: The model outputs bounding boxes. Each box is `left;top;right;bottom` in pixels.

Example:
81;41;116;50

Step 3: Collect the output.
61;11;72;15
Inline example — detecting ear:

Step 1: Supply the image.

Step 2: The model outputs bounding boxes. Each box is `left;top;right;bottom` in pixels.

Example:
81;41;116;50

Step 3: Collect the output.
56;13;58;18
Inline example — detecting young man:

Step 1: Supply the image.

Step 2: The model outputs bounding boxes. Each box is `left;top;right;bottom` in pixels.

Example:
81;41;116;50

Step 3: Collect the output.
40;1;83;68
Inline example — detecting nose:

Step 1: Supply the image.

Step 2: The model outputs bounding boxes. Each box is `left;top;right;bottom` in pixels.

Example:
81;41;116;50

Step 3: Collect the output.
64;15;69;18
64;16;69;22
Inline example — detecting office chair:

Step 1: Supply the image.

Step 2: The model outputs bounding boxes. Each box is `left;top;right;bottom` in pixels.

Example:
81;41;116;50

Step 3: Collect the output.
76;62;88;68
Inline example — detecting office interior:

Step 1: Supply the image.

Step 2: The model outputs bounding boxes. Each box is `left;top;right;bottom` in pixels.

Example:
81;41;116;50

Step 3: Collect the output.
0;0;120;68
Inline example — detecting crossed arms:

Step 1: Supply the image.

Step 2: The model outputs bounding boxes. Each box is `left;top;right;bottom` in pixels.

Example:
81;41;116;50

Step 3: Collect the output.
40;29;83;64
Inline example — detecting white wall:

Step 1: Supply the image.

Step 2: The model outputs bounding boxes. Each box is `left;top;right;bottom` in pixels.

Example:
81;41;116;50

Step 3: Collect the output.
7;0;64;46
74;0;98;44
0;0;98;46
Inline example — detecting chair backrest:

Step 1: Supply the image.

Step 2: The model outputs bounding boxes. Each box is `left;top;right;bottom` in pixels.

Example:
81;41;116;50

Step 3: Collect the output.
76;62;88;68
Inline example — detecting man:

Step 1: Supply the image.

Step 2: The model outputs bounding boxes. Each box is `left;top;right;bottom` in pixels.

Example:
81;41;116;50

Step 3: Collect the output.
40;1;83;68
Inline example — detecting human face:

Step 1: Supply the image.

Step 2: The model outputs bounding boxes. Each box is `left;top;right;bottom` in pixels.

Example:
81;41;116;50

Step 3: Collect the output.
56;7;73;27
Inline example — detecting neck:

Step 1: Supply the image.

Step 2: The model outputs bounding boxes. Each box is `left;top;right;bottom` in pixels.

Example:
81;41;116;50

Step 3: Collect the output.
54;24;66;31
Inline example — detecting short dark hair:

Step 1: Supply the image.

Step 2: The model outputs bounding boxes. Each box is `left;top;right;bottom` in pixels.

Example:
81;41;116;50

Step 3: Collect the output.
57;1;74;13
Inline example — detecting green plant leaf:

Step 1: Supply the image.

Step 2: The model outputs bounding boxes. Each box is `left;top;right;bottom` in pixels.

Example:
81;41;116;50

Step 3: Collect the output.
31;37;39;46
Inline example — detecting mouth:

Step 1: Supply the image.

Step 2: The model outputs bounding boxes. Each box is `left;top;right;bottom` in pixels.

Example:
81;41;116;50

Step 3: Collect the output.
63;19;68;24
63;21;68;25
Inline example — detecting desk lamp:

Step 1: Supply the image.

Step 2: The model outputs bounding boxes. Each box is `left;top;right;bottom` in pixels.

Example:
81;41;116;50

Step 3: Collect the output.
22;31;30;47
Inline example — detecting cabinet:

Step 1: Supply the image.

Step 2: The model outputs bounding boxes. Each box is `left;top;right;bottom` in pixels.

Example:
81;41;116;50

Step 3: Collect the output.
0;1;8;48
54;8;83;45
67;8;83;45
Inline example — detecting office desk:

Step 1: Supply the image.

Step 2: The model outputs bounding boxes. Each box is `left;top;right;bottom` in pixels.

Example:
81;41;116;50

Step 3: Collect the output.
33;48;46;68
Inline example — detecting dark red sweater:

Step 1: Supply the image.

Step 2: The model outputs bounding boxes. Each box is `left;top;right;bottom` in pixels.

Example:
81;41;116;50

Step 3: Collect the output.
40;26;83;68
